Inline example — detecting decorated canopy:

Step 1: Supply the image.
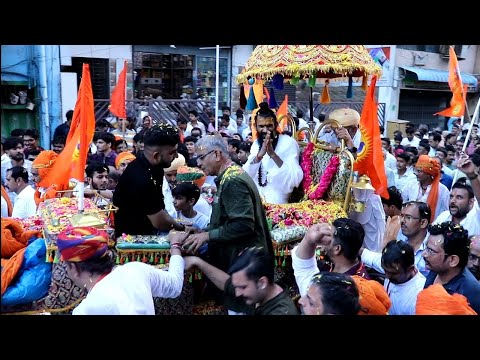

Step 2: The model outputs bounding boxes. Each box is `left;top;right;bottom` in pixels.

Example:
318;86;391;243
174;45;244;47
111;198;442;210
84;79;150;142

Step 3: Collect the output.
236;45;382;84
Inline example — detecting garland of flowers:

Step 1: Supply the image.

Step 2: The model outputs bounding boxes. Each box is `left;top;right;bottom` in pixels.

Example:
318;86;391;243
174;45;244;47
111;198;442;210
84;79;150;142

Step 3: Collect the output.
264;199;347;229
301;142;340;200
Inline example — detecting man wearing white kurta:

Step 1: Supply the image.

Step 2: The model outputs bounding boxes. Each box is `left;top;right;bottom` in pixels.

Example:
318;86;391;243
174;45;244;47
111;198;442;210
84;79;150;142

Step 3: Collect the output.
243;103;303;204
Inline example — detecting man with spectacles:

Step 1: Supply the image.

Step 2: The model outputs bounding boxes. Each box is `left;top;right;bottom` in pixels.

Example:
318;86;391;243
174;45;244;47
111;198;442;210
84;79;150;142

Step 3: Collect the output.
422;222;480;313
361;201;432;277
182;134;273;315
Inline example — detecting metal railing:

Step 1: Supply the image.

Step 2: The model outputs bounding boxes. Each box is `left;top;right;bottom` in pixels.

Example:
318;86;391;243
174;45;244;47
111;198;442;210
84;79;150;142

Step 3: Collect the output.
94;99;386;128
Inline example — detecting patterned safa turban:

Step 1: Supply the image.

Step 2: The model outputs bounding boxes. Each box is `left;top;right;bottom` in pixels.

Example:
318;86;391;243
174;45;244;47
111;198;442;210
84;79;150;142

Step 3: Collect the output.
57;226;109;262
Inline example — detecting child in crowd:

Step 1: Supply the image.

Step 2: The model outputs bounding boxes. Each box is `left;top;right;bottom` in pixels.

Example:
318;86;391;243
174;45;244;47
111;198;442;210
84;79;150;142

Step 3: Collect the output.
172;182;209;231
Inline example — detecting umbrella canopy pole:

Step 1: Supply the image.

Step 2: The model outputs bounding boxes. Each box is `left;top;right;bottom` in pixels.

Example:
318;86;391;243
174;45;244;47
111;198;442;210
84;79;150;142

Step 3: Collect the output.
309;87;315;130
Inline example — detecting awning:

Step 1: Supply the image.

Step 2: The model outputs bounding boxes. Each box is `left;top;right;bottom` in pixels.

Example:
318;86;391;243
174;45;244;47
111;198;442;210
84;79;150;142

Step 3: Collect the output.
399;65;478;86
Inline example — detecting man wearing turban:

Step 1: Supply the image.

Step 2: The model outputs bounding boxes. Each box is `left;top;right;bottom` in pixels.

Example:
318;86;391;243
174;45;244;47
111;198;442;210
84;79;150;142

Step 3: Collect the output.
115;152;136;174
57;226;187;315
31;150;69;207
326;108;362;154
401;155;450;221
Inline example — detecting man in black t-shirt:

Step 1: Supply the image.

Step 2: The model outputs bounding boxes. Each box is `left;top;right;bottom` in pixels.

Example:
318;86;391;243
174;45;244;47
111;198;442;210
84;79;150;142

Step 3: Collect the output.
113;124;187;238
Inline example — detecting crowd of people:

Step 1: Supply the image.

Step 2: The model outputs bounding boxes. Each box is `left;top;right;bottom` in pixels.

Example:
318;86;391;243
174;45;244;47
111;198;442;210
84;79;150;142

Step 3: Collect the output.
1;102;479;315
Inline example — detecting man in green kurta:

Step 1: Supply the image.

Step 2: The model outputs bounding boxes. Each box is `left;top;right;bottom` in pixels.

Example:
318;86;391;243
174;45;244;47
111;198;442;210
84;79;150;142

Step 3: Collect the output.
183;134;273;314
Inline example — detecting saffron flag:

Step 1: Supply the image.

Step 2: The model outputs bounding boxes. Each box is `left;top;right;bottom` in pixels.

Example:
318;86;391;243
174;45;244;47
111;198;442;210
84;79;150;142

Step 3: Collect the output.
353;75;389;199
39;64;95;188
276;95;288;133
109;60;127;119
434;46;466;117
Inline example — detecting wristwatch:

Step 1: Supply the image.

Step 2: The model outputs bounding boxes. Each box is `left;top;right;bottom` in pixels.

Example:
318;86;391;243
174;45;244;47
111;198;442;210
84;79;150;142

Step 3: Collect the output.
347;146;358;153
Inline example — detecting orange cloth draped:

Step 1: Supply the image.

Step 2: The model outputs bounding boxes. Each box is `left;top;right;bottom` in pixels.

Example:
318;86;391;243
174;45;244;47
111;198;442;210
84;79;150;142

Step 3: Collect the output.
352;275;391;315
353;76;389;199
1;185;13;217
415;155;441;222
1;218;41;295
32;150;67;207
276;95;288;133
109;60;127;119
434;47;466;118
40;64;95;188
416;284;477;315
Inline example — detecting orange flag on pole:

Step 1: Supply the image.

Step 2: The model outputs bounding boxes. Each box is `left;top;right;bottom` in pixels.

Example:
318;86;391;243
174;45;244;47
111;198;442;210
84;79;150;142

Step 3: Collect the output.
276;95;288;133
434;46;466;117
109;60;127;119
353;75;389;199
39;63;95;188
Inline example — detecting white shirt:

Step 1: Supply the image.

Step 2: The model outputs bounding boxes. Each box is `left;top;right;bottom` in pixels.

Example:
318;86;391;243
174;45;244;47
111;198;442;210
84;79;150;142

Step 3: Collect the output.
1;195;8;217
401;180;450;220
194;195;212;220
1;158;34;204
349;193;386;252
162;177;177;218
394;170;417;195
175;210;209;231
72;258;184;315
385;152;397;172
400;136;420;148
384;271;426;315
291;246;319;297
433;201;480;237
243;134;303;204
11;185;36;219
185;121;206;136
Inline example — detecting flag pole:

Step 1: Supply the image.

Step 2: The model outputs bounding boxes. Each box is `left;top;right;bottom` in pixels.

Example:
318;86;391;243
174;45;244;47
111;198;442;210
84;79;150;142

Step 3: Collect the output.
215;45;220;131
452;96;480;184
453;47;471;123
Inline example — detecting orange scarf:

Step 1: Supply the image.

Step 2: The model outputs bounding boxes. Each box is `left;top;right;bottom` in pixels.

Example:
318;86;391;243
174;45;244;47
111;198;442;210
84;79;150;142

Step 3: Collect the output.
415;155;441;222
1;185;13;217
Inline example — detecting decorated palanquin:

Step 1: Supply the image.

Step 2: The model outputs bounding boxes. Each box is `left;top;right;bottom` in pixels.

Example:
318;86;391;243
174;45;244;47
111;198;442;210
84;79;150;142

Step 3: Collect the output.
265;117;354;268
2;196;117;315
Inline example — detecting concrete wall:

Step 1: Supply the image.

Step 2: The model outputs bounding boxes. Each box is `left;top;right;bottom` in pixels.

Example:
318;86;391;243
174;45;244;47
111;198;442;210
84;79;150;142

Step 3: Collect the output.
231;45;255;111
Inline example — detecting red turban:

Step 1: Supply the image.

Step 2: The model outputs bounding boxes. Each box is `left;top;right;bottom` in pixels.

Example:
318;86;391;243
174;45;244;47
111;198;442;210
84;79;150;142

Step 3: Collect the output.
352;275;391;315
57;226;109;262
415;155;441;222
115;152;136;170
416;284;477;315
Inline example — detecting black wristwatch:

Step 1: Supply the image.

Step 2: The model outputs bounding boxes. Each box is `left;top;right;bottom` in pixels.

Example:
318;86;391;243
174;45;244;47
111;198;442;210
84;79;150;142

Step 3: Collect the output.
347;146;357;153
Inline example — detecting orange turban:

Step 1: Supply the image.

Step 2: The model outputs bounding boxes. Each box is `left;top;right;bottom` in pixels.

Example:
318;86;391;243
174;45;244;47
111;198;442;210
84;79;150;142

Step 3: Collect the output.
115;152;136;170
32;150;59;180
352;275;391;315
416;284;477;315
415;155;441;222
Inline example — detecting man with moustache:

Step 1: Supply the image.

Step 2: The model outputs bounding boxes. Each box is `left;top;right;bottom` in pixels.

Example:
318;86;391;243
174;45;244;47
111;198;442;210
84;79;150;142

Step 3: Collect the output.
182;133;273;314
242;102;303;204
113;124;188;237
433;178;480;237
1;136;33;204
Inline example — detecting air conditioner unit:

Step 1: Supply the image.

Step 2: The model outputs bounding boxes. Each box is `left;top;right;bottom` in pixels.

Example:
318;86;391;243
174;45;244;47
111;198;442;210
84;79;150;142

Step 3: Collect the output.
440;45;466;60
